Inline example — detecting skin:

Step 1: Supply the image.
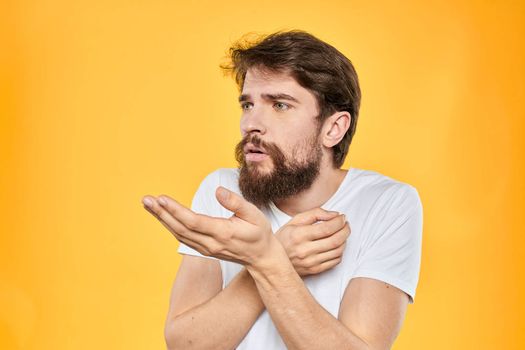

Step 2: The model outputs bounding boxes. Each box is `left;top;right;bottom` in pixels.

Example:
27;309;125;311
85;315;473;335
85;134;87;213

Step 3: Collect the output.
142;68;410;349
239;68;349;215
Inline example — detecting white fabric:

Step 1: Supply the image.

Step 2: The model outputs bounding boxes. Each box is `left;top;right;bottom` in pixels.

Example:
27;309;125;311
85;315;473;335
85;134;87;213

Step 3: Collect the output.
177;167;423;350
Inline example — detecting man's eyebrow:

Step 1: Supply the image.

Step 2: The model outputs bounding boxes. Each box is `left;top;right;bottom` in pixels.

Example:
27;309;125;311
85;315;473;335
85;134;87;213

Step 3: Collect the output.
238;93;300;103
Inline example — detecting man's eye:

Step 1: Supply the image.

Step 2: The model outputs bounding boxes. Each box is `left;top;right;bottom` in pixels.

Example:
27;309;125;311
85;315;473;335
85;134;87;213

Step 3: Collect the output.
241;102;253;110
274;102;290;111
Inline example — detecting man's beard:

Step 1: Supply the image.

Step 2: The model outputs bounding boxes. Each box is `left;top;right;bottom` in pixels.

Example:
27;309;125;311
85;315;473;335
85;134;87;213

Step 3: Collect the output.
234;132;323;209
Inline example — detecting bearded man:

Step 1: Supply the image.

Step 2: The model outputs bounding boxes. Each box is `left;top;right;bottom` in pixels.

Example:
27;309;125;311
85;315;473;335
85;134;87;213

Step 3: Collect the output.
142;30;423;350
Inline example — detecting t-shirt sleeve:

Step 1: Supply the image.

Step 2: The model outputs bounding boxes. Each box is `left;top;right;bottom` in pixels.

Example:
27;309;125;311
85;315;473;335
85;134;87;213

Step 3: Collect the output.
352;184;423;303
177;171;223;260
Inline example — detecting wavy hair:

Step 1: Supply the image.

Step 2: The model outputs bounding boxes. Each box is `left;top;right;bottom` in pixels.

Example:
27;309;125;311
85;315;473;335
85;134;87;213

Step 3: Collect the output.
221;30;361;168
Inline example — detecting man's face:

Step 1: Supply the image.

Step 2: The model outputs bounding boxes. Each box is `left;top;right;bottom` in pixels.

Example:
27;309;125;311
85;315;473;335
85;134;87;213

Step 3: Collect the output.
234;67;324;208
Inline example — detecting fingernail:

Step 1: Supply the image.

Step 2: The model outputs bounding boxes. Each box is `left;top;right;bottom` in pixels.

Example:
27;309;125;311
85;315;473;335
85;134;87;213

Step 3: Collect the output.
142;197;153;207
158;197;168;206
217;187;229;201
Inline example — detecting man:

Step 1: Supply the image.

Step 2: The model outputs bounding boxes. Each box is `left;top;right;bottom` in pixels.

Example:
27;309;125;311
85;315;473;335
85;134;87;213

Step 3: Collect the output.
142;30;423;350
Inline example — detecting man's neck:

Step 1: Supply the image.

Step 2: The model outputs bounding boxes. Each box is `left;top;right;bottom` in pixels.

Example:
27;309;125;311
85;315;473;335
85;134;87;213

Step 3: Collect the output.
272;164;348;217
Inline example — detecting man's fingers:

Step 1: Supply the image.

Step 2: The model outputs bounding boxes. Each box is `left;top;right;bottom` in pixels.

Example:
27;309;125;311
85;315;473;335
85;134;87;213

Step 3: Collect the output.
303;241;347;267
215;186;265;226
289;208;340;226
142;196;217;253
154;194;230;236
144;201;214;255
306;213;347;240
143;197;195;238
288;208;339;225
309;256;343;276
307;221;351;254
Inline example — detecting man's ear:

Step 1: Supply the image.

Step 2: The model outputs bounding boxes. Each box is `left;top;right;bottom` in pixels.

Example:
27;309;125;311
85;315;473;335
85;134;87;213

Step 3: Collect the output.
321;111;351;148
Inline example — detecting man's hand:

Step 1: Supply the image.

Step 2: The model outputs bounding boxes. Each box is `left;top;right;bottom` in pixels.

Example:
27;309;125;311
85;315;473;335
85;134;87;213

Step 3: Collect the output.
142;186;283;268
276;209;350;277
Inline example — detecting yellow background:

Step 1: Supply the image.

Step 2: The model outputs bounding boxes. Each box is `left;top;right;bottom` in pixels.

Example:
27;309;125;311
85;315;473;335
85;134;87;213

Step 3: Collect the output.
1;0;524;349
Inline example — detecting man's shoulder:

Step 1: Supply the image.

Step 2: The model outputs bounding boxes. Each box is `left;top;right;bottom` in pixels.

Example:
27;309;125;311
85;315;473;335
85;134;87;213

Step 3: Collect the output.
349;167;420;206
351;167;414;188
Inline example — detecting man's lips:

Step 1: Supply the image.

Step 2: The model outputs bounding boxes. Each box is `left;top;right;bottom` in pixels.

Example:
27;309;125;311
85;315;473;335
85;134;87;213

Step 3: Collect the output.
243;143;267;155
245;152;269;162
243;143;269;162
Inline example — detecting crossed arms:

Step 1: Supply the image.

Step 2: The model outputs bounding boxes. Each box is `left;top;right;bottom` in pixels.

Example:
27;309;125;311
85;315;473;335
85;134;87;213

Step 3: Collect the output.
142;186;410;350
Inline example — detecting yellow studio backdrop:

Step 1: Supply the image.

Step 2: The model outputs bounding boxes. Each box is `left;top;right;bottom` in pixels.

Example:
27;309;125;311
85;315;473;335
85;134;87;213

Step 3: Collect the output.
1;0;524;349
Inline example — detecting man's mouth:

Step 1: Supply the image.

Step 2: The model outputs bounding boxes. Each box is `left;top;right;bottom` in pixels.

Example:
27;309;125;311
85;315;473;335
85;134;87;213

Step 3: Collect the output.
245;152;268;162
244;143;266;154
244;143;269;162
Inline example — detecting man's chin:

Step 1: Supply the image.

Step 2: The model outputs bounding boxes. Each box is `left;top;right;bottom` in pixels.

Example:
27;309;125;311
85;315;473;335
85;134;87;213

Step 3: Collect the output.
244;158;274;172
244;167;273;181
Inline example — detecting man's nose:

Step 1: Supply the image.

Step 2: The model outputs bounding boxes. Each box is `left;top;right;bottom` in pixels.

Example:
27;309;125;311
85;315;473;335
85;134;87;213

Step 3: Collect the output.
240;108;267;137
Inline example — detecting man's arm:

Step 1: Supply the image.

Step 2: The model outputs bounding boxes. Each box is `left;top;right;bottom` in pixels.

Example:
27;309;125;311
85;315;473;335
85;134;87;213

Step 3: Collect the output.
245;185;422;350
165;260;264;350
246;242;408;350
145;182;420;349
145;197;264;350
337;277;409;349
144;195;349;350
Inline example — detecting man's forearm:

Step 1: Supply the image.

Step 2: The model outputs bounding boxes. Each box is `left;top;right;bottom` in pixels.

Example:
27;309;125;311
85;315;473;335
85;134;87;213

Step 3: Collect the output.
165;268;264;350
246;242;369;350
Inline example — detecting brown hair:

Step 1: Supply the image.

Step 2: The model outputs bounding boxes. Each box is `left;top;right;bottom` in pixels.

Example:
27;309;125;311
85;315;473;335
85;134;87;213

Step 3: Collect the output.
220;30;361;168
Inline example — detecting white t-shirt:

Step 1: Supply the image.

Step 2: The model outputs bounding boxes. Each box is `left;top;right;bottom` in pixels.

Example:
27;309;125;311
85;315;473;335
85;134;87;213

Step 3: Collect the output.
177;167;423;350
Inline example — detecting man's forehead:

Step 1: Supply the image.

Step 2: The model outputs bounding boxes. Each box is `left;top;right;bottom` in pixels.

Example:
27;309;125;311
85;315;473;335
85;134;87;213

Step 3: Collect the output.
241;68;311;101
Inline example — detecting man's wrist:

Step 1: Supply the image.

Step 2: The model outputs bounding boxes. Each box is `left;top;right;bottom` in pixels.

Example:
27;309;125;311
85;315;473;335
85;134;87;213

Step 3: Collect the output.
245;237;296;288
